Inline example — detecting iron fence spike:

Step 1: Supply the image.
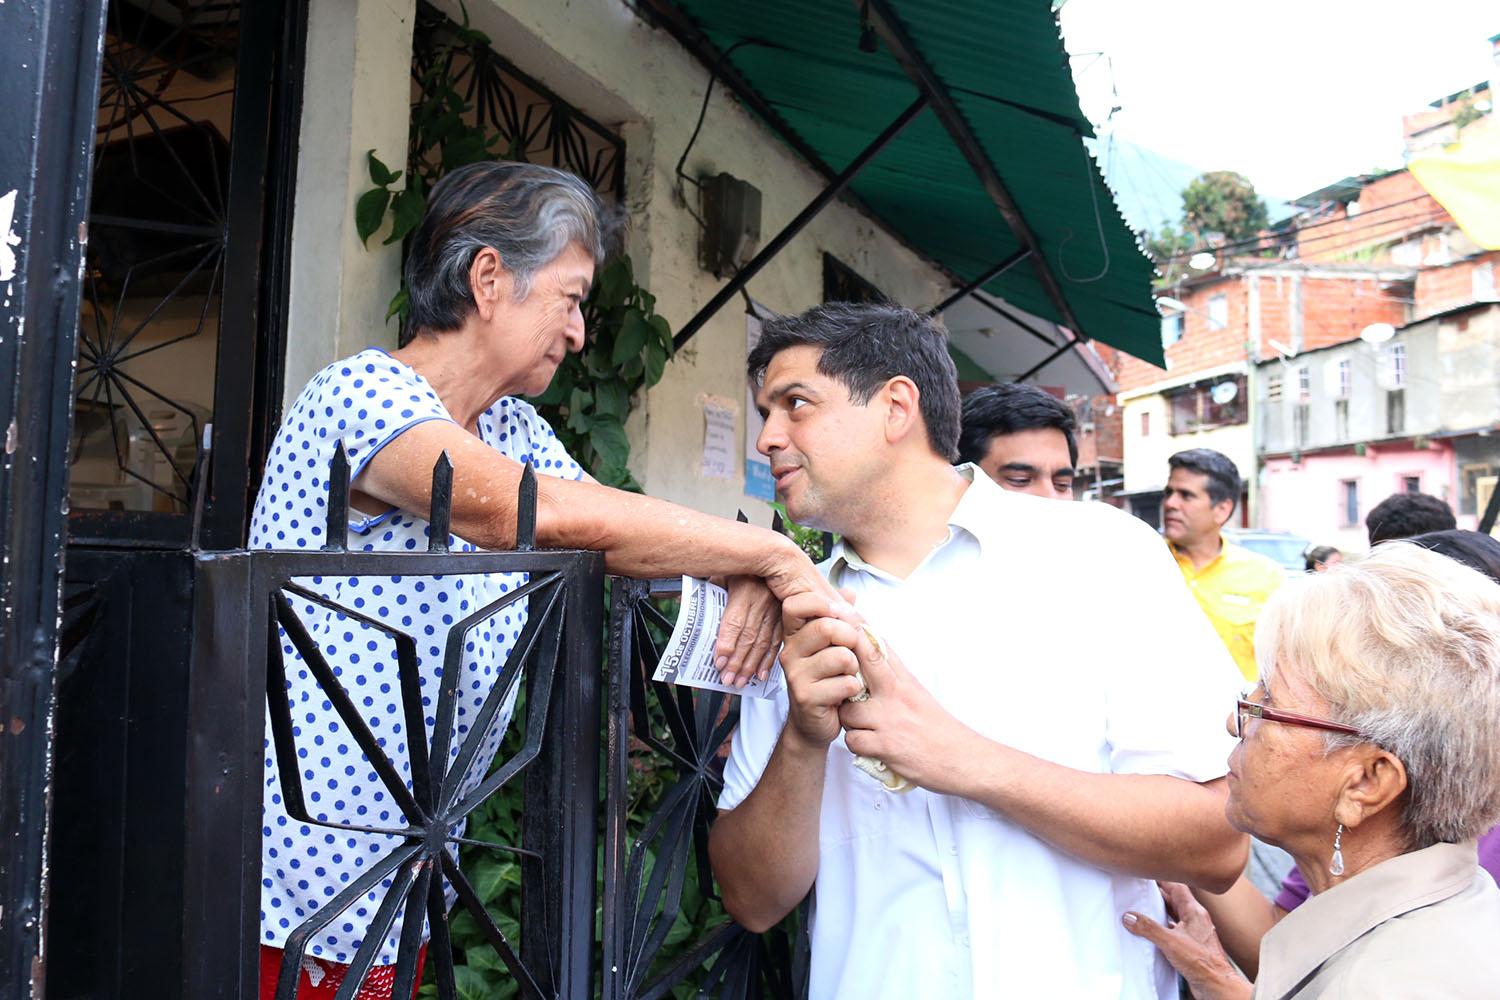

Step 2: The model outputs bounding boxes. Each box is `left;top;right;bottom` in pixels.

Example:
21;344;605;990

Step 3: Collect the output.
429;450;453;551
516;460;537;551
325;440;350;551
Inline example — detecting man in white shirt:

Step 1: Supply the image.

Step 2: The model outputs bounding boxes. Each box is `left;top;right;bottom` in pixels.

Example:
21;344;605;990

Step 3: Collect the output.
709;302;1247;1000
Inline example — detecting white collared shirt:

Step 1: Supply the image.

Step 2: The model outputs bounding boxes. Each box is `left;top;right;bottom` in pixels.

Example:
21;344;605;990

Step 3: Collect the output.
719;467;1242;1000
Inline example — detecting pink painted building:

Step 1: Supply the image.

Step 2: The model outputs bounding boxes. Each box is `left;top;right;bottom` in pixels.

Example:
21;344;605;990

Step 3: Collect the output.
1261;442;1457;556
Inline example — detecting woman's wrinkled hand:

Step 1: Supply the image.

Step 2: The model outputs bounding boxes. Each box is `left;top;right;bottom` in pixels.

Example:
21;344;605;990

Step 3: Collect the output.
1122;881;1252;1000
715;576;783;686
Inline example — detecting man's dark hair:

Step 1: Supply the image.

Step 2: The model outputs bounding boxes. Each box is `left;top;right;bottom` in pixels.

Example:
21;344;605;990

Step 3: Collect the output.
1409;529;1500;585
1367;491;1456;545
747;301;961;460
957;384;1078;467
1167;448;1242;511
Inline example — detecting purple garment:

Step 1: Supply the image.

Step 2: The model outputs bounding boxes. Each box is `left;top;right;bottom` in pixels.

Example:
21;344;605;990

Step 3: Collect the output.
1275;824;1500;910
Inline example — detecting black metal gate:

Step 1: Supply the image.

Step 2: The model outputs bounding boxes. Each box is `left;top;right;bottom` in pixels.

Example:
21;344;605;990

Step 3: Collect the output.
6;0;811;994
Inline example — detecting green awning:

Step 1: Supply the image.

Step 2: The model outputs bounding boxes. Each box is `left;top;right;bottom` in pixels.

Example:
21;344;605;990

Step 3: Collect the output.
649;0;1165;367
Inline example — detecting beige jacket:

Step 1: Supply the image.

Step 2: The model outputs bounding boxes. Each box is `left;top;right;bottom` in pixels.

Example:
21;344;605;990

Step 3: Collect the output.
1252;841;1500;999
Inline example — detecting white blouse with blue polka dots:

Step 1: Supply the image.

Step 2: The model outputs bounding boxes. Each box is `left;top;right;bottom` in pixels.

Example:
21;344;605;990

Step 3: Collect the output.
250;349;582;965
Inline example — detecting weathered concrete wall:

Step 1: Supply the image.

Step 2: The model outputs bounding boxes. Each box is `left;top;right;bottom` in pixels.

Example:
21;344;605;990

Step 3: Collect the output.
284;0;947;522
283;0;416;404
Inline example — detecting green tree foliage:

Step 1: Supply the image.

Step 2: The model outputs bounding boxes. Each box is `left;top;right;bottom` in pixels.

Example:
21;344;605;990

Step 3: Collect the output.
1180;170;1269;244
1144;170;1270;275
1142;221;1192;265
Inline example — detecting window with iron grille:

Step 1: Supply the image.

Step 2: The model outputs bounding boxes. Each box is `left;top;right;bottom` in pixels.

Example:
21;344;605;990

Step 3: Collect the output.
1293;403;1310;448
1297;367;1311;402
1161;313;1184;347
1167;376;1247;435
1385;343;1407;388
1340;479;1360;527
1335;359;1351;399
1208;294;1228;329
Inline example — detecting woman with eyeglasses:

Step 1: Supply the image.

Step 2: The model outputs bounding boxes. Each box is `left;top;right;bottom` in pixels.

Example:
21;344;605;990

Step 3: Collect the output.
1122;538;1500;999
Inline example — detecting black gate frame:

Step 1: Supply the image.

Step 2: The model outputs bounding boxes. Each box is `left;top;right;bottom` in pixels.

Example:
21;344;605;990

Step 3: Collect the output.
0;1;111;994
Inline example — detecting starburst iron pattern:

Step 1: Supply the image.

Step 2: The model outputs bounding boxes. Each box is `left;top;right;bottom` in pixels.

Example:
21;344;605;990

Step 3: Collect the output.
265;453;578;1000
412;2;625;200
266;574;565;1000
73;1;241;511
602;578;809;999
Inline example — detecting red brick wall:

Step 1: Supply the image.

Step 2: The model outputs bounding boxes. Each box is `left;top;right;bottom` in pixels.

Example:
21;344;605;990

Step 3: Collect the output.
1415;251;1500;318
1118;269;1411;393
1297;276;1410;350
1293;171;1448;262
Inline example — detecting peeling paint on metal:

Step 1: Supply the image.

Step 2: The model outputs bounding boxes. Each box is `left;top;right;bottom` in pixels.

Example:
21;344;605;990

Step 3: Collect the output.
0;189;19;281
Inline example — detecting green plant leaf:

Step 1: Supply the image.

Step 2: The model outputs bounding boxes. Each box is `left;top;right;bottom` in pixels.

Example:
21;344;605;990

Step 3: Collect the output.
643;341;668;388
385;187;427;246
648;313;672;350
367;150;400;187
584;348;615;379
593;381;629;421
385;285;408;324
452;966;492;1000
355;188;391;247
464;942;505;973
589;420;630;472
468;856;512;904
593;257;629;306
610;311;650;366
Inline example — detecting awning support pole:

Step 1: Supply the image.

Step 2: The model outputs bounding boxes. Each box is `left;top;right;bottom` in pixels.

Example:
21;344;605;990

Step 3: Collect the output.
861;0;1090;341
968;292;1071;350
672;95;930;350
926;248;1031;317
1016;335;1083;383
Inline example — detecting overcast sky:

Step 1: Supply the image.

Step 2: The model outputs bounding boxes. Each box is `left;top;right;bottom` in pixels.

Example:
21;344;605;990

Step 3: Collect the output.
1059;0;1497;205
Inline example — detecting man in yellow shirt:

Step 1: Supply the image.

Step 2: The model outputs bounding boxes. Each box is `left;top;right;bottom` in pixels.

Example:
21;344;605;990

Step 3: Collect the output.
1162;449;1284;682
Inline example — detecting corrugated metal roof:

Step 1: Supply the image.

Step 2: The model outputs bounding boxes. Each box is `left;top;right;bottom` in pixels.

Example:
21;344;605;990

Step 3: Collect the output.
657;0;1164;366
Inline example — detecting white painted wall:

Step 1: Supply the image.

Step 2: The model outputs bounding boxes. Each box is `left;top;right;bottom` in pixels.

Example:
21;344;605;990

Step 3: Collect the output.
453;0;945;521
1120;392;1255;497
283;0;416;408
285;0;947;523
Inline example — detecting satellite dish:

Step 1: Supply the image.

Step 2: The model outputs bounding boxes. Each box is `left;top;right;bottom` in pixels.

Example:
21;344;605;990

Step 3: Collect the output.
1210;381;1239;405
1360;322;1396;344
1188;252;1217;271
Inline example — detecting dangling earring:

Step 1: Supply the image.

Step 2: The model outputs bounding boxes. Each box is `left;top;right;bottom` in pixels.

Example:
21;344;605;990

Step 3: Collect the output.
1330;823;1346;876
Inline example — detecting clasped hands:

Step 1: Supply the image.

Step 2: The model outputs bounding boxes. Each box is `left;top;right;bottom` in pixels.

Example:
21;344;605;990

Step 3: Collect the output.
776;592;975;794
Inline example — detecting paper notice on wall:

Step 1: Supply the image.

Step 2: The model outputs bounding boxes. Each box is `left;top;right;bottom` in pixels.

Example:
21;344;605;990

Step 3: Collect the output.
745;308;775;500
652;576;781;698
702;402;736;479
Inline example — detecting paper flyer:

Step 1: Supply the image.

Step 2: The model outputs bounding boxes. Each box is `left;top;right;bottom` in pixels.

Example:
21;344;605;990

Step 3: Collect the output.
651;576;781;698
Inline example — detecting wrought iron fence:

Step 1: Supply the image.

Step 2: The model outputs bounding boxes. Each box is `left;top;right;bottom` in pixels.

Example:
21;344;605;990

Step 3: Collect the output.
601;577;808;1000
183;449;601;998
177;445;808;999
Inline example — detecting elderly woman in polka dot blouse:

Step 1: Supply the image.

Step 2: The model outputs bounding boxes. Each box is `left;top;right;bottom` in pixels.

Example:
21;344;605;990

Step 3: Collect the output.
250;161;837;997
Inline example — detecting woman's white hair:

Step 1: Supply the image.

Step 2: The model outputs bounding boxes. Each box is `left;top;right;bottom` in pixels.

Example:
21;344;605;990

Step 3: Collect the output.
1256;541;1500;847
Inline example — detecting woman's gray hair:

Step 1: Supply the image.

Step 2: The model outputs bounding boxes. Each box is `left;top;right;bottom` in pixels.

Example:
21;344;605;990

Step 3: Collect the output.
1256;542;1500;847
402;161;620;342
